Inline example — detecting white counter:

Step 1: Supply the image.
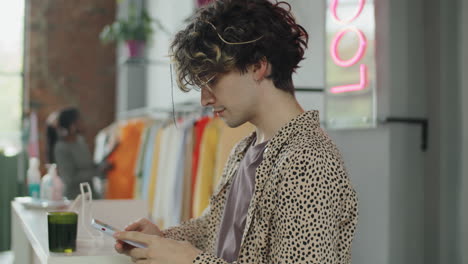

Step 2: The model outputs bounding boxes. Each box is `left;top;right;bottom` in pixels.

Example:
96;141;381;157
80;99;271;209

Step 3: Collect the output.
11;198;148;264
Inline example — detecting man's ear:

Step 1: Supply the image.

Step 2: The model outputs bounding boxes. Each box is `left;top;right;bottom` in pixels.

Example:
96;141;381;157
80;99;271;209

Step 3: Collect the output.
252;58;269;81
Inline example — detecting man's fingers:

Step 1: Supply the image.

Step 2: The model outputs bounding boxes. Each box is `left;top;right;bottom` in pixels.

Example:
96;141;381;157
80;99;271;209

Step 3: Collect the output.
114;231;155;245
125;221;142;231
125;218;149;231
115;240;125;252
129;248;148;259
115;240;134;255
114;243;123;253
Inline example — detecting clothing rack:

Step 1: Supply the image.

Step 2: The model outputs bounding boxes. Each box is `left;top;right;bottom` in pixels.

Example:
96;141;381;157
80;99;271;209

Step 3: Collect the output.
117;102;211;121
102;102;248;227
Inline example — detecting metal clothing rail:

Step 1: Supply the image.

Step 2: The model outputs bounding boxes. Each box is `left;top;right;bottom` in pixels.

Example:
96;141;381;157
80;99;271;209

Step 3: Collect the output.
117;103;210;120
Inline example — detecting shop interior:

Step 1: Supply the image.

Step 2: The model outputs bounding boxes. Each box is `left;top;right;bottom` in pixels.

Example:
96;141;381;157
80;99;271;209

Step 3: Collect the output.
0;0;467;263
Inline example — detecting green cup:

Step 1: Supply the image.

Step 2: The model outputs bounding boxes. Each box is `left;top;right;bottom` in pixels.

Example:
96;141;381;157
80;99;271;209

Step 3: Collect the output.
47;212;78;253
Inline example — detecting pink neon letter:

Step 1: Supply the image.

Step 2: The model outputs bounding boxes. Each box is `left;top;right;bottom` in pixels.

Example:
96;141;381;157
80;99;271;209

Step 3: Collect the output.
330;27;367;67
331;0;366;24
331;64;368;93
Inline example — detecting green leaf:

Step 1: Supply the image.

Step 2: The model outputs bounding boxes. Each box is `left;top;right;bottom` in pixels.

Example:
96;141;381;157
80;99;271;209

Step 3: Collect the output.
99;7;155;44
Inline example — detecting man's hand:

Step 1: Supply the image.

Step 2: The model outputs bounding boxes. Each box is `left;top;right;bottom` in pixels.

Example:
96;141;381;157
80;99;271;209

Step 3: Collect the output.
114;218;163;255
114;231;202;264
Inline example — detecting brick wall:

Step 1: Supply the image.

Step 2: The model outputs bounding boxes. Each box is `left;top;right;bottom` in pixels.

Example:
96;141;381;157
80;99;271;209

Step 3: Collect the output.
25;0;116;170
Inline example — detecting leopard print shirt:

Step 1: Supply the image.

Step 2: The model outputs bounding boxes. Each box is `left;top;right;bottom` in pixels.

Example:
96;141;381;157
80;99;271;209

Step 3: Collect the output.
162;110;359;264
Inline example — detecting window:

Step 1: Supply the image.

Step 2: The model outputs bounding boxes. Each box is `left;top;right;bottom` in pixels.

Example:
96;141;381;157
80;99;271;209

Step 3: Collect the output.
0;0;24;156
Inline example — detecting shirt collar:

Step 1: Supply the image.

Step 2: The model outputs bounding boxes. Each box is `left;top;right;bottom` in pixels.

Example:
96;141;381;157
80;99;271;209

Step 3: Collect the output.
233;110;320;160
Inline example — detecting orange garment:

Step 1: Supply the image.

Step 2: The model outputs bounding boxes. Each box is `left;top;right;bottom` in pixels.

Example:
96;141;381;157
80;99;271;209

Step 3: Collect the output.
106;120;145;199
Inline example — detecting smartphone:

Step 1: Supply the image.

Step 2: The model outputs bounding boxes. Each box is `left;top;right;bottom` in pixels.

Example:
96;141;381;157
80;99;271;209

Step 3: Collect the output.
91;218;147;248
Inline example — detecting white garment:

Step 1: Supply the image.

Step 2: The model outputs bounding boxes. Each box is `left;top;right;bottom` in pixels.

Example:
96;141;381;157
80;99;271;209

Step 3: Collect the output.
93;130;107;164
162;125;184;228
167;119;194;227
152;126;173;227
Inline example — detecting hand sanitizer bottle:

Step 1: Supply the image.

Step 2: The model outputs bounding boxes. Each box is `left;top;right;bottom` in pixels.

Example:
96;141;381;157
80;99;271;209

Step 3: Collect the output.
27;157;41;199
50;164;64;201
41;164;64;201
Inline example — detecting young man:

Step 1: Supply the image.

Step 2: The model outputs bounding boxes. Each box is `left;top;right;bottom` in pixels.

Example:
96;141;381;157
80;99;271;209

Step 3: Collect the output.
114;0;358;263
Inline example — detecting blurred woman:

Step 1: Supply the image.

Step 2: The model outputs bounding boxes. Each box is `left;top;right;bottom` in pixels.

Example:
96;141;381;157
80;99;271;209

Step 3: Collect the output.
46;107;106;199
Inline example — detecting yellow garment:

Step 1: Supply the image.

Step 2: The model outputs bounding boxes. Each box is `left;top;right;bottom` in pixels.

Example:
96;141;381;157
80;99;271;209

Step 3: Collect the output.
213;122;255;190
147;128;164;215
192;118;223;218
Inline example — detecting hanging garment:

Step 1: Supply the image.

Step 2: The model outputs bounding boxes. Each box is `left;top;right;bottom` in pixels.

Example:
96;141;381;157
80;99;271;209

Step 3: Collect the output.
168;119;193;227
192;118;223;218
93;123;119;165
133;121;155;198
190;116;212;218
141;123;161;200
93;129;107;164
152;125;175;227
106;120;145;199
181;125;194;222
148;127;164;216
213;122;255;190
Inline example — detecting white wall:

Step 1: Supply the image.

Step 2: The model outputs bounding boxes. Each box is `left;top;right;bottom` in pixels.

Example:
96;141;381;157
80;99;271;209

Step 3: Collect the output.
290;0;325;90
437;0;463;262
116;1;148;117
329;0;427;264
144;0;325;115
330;129;392;264
146;0;199;109
290;0;325;118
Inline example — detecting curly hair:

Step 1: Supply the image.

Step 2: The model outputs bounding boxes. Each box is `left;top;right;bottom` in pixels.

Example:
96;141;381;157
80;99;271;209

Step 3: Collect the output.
170;0;308;95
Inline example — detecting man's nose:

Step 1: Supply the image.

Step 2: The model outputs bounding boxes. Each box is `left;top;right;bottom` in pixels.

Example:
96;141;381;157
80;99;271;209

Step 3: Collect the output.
201;87;216;107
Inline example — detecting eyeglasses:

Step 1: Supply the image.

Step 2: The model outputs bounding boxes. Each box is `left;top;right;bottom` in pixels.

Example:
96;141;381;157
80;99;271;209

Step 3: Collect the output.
196;73;218;92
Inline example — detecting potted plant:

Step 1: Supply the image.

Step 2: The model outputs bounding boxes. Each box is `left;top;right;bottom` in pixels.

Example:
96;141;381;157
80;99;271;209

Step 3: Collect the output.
99;3;153;58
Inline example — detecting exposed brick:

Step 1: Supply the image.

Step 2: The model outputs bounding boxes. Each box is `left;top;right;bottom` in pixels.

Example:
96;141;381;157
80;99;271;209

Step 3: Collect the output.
25;0;116;172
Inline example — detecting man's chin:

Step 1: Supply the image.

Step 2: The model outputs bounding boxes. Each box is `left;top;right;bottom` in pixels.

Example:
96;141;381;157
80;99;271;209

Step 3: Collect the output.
223;118;246;129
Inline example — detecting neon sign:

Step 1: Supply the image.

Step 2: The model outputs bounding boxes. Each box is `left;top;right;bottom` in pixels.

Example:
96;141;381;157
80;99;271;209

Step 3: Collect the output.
325;0;376;129
330;0;365;24
328;0;370;94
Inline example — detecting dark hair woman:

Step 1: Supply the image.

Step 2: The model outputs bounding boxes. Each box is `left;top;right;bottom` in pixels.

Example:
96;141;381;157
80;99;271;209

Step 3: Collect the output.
48;107;103;199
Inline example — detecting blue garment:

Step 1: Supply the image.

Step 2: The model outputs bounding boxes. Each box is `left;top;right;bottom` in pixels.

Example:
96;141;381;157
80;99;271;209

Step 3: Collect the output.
141;123;161;200
169;118;195;226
